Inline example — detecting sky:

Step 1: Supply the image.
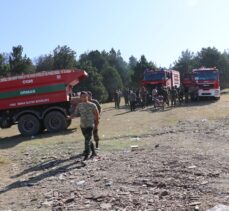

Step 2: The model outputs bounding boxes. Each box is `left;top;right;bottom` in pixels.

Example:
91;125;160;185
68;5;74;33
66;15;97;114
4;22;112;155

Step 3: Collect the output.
1;0;229;68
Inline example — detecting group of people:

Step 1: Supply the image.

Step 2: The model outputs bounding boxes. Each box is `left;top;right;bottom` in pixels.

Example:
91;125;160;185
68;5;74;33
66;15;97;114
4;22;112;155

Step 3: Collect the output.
71;85;196;160
113;89;138;111
113;85;195;111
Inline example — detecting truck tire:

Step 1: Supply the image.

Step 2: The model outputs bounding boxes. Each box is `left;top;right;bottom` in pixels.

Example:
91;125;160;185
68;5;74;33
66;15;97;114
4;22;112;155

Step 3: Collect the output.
18;114;41;136
44;111;67;132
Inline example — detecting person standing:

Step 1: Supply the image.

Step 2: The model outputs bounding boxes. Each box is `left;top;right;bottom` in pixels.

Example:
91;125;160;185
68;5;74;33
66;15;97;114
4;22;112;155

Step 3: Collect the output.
140;87;148;108
129;90;137;111
184;86;189;103
87;91;101;149
178;86;184;105
161;86;169;106
113;90;120;109
71;91;99;160
117;89;121;107
152;86;158;105
152;87;158;98
123;88;129;106
171;86;178;106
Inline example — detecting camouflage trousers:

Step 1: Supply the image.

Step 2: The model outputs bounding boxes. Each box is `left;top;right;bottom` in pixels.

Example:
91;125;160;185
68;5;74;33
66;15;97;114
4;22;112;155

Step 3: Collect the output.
115;100;120;109
93;128;100;148
81;127;96;156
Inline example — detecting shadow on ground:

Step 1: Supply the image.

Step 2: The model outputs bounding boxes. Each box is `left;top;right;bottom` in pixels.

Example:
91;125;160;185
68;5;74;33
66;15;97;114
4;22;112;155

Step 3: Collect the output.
0;153;85;195
0;128;77;149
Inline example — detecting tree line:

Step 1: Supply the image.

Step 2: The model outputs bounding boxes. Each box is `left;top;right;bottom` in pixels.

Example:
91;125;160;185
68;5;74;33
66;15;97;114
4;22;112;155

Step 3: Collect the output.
0;45;229;102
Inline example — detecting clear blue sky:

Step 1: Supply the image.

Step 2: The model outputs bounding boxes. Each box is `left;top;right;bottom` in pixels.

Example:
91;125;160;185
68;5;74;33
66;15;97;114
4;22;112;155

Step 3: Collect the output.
1;0;229;67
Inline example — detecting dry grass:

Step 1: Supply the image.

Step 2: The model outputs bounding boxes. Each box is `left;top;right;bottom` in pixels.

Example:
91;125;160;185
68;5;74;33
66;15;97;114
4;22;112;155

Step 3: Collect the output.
0;157;9;165
100;93;229;140
0;92;228;154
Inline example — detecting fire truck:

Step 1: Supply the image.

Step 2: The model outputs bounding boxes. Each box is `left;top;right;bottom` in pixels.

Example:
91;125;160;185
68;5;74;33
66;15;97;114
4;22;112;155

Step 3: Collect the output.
0;69;87;136
183;67;220;100
141;69;180;89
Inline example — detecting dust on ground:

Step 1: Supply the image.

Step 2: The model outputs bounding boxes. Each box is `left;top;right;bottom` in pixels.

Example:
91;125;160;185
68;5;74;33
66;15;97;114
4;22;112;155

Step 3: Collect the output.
0;94;229;211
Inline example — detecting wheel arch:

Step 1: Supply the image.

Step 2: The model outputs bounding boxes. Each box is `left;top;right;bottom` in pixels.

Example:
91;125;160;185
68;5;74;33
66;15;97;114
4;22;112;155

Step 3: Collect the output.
13;110;41;122
42;106;68;119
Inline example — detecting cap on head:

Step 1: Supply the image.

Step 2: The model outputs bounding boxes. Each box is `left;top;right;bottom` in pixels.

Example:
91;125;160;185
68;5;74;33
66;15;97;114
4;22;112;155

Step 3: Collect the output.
80;91;88;96
87;91;92;97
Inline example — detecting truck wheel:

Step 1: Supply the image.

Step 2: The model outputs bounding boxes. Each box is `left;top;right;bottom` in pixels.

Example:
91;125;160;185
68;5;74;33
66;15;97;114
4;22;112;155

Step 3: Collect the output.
44;111;67;132
18;114;41;136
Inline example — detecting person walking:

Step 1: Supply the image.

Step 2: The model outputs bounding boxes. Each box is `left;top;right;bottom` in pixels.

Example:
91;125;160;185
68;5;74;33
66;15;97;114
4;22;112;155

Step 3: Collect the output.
70;91;99;160
87;91;101;149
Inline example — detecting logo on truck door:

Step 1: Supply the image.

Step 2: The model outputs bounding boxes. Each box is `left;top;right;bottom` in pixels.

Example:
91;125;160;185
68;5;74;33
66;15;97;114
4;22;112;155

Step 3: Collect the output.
20;89;36;95
22;79;33;84
0;84;65;99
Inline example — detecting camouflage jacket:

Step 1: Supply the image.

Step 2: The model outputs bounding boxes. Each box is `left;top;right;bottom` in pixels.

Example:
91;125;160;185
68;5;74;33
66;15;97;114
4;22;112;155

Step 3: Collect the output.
75;102;98;128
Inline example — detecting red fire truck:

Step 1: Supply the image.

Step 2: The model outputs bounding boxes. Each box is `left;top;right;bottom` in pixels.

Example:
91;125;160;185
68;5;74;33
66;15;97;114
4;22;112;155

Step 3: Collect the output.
183;67;220;100
141;69;180;89
0;69;87;136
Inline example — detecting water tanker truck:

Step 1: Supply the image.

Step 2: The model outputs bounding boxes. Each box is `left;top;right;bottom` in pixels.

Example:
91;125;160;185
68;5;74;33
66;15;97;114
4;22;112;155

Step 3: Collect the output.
0;69;87;136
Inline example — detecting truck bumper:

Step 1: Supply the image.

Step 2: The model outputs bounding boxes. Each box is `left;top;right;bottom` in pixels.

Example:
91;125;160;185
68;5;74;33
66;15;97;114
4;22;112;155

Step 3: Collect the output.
198;88;220;97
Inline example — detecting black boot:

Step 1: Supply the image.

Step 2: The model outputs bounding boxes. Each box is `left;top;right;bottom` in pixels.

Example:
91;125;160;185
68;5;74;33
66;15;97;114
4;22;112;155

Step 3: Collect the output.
83;154;89;161
81;151;86;156
90;143;97;158
95;141;99;149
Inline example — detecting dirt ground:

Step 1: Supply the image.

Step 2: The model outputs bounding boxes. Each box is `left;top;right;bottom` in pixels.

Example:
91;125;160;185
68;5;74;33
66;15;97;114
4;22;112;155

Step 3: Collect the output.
0;93;229;211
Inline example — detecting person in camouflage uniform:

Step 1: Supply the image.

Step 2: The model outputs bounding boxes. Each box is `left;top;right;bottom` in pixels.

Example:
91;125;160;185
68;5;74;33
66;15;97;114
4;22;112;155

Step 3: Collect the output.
171;86;178;106
87;91;101;149
178;86;184;105
113;90;120;109
160;86;169;106
72;91;99;160
129;90;137;111
139;86;148;108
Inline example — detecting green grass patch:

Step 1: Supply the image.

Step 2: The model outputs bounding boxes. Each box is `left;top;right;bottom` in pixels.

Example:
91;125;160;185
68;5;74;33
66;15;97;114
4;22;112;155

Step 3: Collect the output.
0;157;9;165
